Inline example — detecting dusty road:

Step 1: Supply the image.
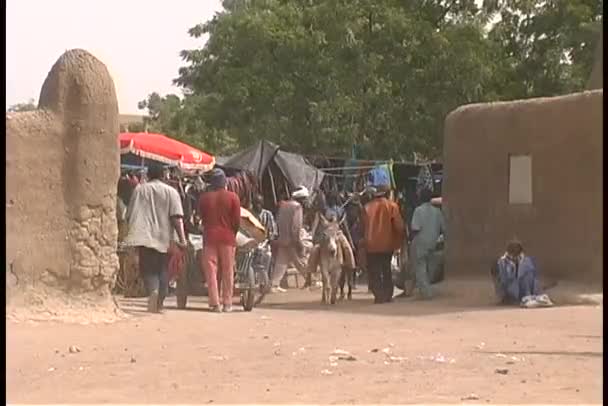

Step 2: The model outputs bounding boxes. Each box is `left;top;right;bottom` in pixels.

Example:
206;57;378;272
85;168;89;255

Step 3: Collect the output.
7;286;602;404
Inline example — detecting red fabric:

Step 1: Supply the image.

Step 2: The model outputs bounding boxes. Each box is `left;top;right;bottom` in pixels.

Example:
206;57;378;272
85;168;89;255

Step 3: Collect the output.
200;244;236;306
168;243;185;282
198;189;241;246
119;132;215;172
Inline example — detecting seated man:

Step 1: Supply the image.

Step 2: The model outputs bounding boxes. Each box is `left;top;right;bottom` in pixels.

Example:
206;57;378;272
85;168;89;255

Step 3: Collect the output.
491;240;553;308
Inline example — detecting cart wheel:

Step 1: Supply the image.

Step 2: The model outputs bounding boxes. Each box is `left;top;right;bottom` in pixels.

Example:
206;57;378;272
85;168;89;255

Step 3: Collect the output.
242;288;255;312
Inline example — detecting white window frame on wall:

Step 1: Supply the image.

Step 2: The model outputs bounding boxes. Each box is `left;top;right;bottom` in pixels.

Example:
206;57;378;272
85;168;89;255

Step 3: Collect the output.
508;154;533;204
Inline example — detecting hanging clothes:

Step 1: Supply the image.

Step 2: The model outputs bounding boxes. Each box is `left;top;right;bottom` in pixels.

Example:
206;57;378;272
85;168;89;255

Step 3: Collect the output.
221;170;258;208
416;164;434;194
368;163;395;189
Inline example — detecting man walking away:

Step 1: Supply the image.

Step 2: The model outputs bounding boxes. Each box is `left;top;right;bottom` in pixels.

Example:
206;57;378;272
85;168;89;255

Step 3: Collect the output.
198;169;241;313
410;188;444;300
363;186;405;304
125;163;187;313
270;186;310;292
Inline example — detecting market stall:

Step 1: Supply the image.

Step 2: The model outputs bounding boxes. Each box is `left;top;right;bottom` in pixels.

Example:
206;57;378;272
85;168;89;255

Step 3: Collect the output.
220;140;325;209
116;132;216;297
119;132;215;173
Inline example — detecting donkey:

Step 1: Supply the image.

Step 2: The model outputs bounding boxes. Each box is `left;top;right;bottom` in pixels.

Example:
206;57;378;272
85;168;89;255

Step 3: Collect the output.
316;215;356;304
338;265;355;301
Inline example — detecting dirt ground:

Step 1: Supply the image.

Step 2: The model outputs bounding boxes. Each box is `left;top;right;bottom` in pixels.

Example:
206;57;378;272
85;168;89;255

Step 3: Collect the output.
7;281;603;404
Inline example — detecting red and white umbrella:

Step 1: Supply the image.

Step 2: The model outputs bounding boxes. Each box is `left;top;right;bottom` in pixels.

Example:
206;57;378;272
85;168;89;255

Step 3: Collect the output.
119;132;215;172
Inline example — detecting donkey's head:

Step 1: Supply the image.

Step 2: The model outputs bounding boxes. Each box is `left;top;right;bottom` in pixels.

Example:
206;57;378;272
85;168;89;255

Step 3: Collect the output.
318;214;340;258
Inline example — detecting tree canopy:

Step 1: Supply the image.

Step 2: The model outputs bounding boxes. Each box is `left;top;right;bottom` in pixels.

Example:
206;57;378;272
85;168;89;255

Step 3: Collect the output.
139;0;602;159
7;98;37;113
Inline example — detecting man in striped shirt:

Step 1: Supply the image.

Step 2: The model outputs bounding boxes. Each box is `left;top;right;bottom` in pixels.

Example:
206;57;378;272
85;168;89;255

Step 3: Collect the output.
252;194;277;241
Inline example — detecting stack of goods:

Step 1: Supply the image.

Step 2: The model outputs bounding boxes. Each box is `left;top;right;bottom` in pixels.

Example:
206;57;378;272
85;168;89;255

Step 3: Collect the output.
239;207;266;242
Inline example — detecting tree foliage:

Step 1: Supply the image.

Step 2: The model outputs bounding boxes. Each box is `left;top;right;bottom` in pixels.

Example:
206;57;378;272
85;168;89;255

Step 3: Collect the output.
485;0;603;99
8;98;37;113
137;92;238;153
141;0;602;159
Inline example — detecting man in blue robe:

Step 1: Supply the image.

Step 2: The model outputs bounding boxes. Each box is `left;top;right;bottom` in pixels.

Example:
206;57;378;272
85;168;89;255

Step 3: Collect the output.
491;240;553;308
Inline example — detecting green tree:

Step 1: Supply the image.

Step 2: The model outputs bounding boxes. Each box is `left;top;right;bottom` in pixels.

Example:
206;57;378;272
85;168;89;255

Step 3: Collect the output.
137;92;235;153
484;0;603;99
8;98;37;113
138;92;182;131
138;92;192;142
587;29;603;89
175;0;502;158
158;0;600;158
127;122;146;133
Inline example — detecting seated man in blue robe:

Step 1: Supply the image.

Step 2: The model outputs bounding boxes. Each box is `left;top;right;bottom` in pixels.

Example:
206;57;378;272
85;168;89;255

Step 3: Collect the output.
491;240;553;308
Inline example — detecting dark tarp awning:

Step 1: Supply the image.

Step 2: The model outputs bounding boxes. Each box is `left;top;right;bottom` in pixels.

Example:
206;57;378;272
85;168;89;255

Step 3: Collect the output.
221;140;324;192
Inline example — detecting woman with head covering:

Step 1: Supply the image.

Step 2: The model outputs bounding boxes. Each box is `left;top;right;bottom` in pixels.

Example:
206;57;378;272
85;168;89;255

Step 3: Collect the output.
198;168;241;312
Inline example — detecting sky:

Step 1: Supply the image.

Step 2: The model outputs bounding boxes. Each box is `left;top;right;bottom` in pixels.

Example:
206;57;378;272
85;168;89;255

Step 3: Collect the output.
6;0;224;114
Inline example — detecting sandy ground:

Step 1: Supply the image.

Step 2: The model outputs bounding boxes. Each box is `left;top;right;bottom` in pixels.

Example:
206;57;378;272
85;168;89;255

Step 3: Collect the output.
6;282;603;404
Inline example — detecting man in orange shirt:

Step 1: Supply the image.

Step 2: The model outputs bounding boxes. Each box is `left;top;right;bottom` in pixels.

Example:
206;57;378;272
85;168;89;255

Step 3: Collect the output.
362;185;406;304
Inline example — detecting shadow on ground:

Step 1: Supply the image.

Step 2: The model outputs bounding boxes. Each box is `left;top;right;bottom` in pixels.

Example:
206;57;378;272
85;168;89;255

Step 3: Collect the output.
117;277;601;319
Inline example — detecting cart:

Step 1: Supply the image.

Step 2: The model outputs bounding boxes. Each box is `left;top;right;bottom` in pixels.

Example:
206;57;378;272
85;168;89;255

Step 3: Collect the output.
234;239;272;311
175;234;271;312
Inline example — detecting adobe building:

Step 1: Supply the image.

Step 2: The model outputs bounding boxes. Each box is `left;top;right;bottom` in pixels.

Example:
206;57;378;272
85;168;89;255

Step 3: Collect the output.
6;49;121;321
442;90;602;283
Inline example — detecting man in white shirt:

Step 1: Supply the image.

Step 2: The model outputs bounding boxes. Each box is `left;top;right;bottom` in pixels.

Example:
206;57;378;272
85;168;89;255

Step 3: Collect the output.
125;163;187;313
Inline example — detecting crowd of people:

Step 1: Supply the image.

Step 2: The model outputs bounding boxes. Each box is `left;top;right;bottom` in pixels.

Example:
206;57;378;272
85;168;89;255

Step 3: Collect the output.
121;162;552;314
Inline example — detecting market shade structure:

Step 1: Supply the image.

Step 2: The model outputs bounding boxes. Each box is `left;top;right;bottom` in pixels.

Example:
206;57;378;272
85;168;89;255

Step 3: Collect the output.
119;132;215;172
220;140;324;192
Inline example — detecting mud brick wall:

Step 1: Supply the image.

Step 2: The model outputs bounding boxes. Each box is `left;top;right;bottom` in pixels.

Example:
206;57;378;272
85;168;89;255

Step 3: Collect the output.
442;90;603;283
6;49;120;306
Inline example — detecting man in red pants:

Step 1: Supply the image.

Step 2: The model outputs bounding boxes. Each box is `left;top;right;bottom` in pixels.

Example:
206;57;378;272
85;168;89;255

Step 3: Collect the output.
198;169;241;313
